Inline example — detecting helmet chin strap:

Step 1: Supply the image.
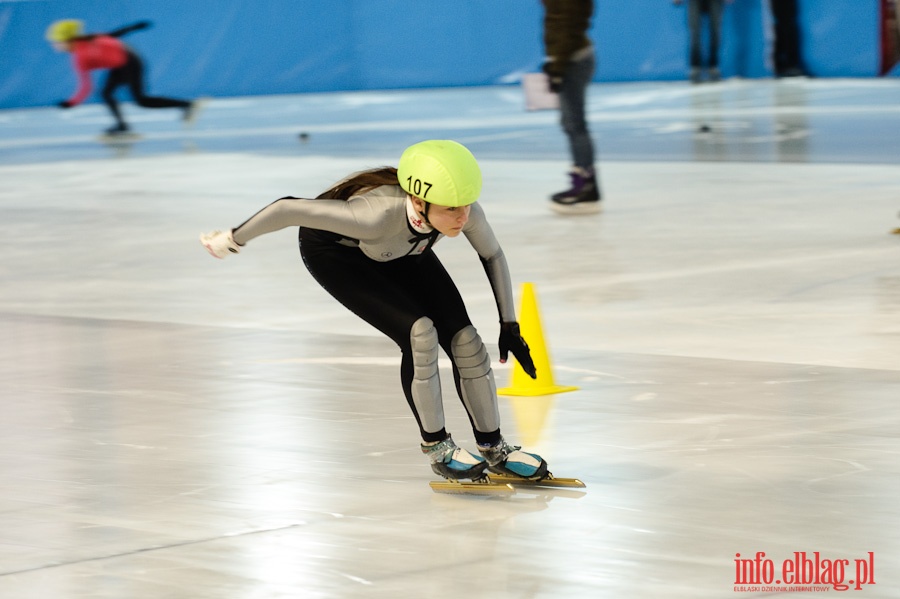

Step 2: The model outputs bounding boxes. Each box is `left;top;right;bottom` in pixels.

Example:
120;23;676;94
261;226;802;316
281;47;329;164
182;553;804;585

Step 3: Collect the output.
410;194;432;227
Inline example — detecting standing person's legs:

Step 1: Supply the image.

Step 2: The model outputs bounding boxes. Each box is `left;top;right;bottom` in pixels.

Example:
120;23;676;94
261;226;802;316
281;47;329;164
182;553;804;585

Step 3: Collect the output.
707;0;724;79
687;0;703;75
769;0;786;72
551;50;601;213
780;0;803;73
770;0;803;75
559;52;595;172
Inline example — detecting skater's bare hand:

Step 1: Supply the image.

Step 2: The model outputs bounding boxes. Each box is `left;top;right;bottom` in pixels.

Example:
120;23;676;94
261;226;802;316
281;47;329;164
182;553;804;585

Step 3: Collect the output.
499;321;537;379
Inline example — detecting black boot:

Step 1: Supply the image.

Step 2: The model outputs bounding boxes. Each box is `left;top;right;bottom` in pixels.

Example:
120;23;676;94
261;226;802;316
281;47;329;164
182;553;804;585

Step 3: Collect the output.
104;123;131;136
550;167;601;214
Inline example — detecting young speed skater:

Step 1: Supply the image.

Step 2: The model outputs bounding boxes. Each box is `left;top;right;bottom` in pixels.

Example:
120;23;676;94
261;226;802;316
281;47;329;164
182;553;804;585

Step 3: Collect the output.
45;19;200;136
200;140;551;483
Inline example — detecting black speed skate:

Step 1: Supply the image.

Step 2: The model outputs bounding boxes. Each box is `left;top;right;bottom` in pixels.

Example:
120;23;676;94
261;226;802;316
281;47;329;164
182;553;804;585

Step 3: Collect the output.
104;123;131;135
98;124;141;144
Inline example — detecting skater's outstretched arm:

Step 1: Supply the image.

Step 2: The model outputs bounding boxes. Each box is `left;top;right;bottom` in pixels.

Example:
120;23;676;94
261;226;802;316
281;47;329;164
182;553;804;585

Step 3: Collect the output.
62;61;95;107
200;192;401;259
230;195;394;246
107;21;151;38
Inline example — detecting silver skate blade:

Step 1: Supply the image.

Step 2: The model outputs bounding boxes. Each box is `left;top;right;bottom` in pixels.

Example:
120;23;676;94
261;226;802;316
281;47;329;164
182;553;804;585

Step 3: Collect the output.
429;480;516;496
97;133;143;144
486;473;586;488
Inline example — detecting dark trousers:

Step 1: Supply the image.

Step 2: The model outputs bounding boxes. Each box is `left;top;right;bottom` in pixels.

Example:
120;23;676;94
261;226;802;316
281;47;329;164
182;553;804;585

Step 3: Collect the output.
769;0;804;74
559;50;596;170
687;0;724;68
102;51;189;128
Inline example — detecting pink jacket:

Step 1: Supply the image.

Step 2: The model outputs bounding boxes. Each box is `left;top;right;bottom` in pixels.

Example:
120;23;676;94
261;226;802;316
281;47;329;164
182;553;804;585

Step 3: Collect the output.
67;36;128;105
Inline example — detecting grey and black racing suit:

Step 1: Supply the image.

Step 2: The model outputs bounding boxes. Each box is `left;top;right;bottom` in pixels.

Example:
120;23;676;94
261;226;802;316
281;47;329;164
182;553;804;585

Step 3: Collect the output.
232;183;518;445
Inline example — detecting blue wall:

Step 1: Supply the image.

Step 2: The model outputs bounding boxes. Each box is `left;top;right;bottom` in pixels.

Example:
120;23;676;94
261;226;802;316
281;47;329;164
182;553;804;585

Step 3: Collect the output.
0;0;882;109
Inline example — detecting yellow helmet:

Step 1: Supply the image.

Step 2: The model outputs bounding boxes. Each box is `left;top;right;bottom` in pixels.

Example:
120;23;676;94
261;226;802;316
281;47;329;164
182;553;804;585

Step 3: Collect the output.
397;140;482;207
45;19;84;43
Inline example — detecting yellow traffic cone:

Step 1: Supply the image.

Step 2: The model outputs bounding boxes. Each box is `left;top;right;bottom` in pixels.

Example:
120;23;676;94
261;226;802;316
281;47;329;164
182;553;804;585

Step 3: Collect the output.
497;282;578;396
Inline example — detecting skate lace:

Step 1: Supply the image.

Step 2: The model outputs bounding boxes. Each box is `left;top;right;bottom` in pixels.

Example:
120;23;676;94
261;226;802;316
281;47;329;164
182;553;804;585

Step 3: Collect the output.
480;438;521;465
421;437;457;465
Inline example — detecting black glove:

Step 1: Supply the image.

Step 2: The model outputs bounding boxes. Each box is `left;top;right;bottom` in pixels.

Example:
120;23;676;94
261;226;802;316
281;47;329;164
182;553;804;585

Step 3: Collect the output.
58;100;73;109
547;76;563;93
542;62;563;93
499;321;537;379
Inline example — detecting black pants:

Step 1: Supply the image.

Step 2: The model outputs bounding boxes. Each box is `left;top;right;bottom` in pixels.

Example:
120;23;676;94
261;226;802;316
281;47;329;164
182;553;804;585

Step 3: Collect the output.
298;229;498;444
769;0;804;74
102;51;190;128
687;0;724;68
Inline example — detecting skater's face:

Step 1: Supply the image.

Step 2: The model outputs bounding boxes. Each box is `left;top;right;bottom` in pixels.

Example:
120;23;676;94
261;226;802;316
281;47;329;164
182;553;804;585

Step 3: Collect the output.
411;196;470;237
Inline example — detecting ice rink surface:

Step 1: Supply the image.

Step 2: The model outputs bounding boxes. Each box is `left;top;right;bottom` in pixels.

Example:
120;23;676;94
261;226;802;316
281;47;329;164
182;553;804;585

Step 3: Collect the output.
1;78;899;598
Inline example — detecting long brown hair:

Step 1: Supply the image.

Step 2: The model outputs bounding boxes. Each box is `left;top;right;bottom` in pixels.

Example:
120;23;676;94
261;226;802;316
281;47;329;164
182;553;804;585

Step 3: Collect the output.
315;167;399;200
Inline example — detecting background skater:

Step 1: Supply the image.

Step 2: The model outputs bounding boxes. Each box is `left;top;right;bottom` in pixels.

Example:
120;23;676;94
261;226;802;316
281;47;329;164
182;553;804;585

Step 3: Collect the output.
46;19;200;136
